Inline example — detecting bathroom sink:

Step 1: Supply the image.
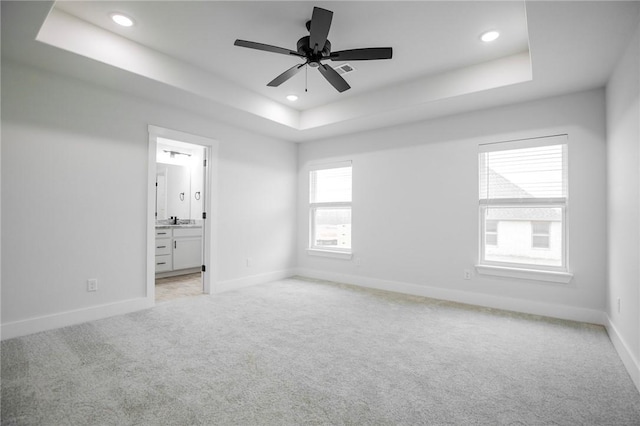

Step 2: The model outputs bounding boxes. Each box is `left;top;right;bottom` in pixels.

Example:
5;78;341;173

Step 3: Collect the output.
155;220;201;228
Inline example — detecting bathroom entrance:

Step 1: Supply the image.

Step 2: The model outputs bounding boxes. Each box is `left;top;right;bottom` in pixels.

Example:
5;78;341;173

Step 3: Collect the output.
147;126;217;304
154;138;206;302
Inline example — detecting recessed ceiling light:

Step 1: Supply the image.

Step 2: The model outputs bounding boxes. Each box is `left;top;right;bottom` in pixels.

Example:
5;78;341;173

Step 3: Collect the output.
286;95;298;102
111;13;134;27
480;30;500;43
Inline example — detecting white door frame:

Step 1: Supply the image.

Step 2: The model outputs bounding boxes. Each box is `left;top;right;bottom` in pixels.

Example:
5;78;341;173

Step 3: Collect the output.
147;125;219;302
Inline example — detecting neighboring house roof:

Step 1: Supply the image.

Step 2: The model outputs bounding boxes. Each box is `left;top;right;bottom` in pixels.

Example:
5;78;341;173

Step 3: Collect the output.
482;168;534;199
483;168;561;222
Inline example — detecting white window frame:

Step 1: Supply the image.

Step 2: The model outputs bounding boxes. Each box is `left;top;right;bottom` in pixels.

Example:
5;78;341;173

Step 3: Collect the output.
307;161;353;259
476;135;573;283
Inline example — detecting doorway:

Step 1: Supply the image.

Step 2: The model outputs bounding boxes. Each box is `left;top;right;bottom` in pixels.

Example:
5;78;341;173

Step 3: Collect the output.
147;125;218;304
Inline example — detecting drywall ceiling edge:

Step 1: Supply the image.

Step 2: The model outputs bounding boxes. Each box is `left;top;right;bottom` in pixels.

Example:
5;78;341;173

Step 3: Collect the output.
36;6;533;134
37;7;300;129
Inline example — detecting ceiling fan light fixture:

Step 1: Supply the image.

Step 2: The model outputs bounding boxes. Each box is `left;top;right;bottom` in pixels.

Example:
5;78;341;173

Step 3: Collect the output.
111;13;134;27
286;94;299;102
480;30;500;42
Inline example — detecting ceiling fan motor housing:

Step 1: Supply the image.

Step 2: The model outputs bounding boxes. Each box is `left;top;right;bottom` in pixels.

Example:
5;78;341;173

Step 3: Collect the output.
297;35;331;67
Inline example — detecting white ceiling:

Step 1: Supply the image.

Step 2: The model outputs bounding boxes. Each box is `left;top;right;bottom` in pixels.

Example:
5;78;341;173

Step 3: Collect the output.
2;1;639;142
54;1;530;110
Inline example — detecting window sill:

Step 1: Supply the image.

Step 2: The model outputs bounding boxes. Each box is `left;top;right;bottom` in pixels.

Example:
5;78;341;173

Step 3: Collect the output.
475;264;573;283
307;249;353;260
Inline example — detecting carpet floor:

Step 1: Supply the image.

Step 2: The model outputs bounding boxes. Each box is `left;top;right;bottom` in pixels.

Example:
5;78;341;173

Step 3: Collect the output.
2;277;640;425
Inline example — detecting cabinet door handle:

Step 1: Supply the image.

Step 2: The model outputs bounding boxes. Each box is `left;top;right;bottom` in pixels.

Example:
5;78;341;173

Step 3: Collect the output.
157;262;166;265
157;245;166;249
157;232;167;235
174;241;177;249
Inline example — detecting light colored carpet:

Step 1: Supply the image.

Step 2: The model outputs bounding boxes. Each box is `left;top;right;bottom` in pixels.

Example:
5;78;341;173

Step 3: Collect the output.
2;277;640;425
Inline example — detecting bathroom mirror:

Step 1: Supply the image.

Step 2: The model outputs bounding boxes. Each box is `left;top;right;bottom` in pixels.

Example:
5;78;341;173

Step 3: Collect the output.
156;164;191;220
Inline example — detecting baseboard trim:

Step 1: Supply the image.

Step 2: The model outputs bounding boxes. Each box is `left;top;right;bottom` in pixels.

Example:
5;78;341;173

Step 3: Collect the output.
605;316;640;393
295;268;605;325
214;269;295;294
1;269;295;340
1;297;154;341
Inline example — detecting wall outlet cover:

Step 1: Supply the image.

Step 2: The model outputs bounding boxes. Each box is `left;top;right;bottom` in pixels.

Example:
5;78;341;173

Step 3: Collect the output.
87;279;98;292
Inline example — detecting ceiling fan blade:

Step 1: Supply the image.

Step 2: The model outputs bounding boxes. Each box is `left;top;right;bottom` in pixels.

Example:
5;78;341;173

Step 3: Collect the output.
267;63;306;87
318;63;350;93
234;40;303;57
309;7;333;53
329;48;393;61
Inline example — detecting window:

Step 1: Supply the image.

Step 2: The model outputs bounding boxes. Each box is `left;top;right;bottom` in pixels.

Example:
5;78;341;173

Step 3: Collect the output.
478;135;568;273
485;220;498;246
309;162;352;255
531;221;551;249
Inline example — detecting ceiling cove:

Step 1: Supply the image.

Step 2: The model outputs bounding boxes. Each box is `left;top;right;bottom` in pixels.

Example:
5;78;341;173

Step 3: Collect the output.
35;2;532;140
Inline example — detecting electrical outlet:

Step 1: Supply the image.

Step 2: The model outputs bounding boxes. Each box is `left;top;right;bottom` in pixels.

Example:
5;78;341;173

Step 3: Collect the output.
463;269;472;280
87;278;98;292
617;298;621;313
246;258;252;268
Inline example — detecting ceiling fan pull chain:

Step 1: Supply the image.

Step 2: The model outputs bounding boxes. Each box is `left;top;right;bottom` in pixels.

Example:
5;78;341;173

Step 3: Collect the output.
305;64;308;92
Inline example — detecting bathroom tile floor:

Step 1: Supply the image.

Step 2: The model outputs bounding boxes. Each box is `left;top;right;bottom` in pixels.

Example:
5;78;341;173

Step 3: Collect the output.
155;273;203;303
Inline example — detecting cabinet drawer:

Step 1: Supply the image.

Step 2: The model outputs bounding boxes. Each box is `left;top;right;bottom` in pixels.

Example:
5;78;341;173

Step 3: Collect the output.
155;228;172;238
155;254;172;272
155;239;171;256
173;227;202;238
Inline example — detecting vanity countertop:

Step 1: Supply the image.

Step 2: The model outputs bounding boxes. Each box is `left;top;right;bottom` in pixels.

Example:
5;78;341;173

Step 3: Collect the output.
155;224;202;229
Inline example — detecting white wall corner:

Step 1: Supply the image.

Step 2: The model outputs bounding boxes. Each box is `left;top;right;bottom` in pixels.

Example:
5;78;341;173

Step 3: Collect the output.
606;316;640;394
1;298;154;341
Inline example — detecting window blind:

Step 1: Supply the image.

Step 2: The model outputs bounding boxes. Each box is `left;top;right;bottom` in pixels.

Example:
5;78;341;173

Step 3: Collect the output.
310;166;352;203
479;135;567;202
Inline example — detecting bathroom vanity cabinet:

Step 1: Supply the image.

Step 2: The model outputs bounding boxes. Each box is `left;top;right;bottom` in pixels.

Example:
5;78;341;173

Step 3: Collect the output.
172;227;202;270
155;226;202;275
155;228;173;272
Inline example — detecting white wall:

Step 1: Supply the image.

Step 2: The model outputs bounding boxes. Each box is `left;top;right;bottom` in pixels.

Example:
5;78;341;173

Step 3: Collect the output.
1;61;297;335
298;89;607;323
606;20;640;389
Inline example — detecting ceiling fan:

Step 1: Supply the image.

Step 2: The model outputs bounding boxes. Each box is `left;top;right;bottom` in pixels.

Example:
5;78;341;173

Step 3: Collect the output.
234;6;393;93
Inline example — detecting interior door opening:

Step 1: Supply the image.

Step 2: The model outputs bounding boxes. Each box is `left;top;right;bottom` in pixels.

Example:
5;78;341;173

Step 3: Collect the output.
147;126;217;304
